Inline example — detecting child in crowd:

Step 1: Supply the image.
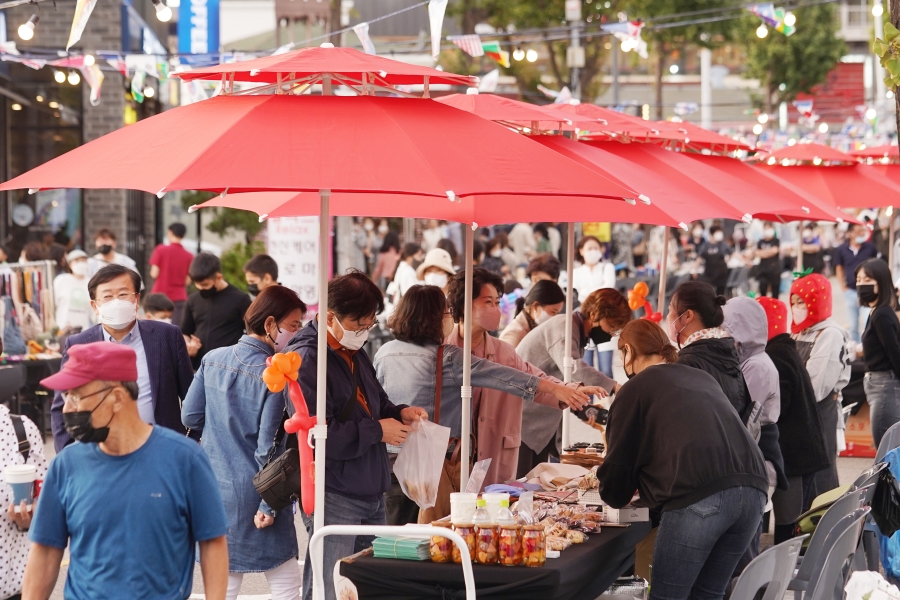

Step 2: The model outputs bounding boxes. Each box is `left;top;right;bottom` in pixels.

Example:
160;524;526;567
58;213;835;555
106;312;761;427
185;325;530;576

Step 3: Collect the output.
143;293;175;323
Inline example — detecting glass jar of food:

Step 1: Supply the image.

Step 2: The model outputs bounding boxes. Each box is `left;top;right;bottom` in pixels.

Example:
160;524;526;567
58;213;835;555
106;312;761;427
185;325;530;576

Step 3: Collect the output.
429;521;454;563
498;525;522;566
522;525;546;567
475;524;499;565
452;523;476;564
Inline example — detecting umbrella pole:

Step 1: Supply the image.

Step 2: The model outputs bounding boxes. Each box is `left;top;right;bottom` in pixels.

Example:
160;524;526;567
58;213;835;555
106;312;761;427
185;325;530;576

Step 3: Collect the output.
887;206;897;279
561;222;575;450
657;226;670;318
460;224;475;489
797;221;804;274
313;189;331;546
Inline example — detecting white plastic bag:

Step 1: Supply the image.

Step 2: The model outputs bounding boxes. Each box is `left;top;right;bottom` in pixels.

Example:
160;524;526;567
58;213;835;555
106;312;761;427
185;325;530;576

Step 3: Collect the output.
394;419;451;509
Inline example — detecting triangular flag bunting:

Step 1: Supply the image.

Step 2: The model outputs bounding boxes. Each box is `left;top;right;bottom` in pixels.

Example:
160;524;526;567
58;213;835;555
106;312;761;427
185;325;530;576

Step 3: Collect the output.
428;0;448;59
481;41;509;68
353;22;376;55
747;3;778;27
67;0;98;50
449;35;484;58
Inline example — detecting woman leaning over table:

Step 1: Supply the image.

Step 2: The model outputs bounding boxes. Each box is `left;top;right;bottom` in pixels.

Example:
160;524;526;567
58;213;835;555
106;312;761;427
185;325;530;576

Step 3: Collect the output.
499;280;566;349
182;285;306;600
375;284;599;524
599;319;767;600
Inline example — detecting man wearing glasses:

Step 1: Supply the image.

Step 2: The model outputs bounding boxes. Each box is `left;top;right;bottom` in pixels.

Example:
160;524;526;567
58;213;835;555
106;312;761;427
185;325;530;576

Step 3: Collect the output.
287;270;427;600
49;264;195;451
24;342;229;599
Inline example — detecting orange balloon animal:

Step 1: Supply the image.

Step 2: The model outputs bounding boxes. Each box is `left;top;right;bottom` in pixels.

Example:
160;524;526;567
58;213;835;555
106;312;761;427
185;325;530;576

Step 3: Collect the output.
263;351;315;516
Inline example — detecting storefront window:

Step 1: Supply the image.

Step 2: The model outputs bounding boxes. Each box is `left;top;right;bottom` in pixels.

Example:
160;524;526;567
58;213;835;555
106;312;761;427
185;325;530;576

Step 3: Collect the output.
6;63;83;259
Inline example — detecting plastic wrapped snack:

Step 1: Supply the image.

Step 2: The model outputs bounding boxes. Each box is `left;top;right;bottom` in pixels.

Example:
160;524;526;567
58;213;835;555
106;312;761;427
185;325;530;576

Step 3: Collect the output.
542;520;568;539
566;530;588;544
429;521;454;563
452;524;476;564
476;525;499;565
499;525;523;566
546;536;572;552
523;525;546;567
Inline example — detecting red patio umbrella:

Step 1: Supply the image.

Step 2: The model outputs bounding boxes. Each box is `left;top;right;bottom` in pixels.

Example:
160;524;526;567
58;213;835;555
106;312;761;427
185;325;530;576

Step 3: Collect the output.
543;103;655;139
641;121;751;153
852;145;899;163
433;93;601;132
177;44;476;90
0;95;637;202
763;143;856;165
756;164;900;209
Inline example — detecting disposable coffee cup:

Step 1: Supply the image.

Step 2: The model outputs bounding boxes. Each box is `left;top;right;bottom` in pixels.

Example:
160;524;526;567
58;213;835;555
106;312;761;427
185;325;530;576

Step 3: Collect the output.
5;464;36;513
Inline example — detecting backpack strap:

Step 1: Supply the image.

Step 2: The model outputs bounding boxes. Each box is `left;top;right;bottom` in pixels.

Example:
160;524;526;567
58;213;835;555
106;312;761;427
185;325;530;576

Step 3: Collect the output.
10;414;30;462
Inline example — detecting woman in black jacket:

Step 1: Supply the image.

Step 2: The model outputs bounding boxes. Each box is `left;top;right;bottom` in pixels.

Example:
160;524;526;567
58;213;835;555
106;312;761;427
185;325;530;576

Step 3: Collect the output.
599;319;767;600
856;258;900;447
758;297;830;544
667;281;751;419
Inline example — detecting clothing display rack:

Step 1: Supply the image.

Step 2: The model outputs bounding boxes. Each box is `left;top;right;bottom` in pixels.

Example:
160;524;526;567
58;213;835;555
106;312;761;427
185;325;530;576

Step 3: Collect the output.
0;260;57;339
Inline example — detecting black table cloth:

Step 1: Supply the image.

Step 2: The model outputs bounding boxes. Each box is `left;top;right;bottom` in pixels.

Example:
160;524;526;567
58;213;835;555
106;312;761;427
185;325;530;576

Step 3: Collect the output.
340;521;652;600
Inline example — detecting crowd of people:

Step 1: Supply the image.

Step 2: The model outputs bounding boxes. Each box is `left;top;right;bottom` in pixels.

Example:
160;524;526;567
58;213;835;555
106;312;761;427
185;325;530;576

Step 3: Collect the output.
1;214;899;600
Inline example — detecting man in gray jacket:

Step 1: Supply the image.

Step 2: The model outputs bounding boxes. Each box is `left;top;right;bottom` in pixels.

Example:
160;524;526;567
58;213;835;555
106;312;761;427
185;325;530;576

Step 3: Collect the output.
516;288;631;477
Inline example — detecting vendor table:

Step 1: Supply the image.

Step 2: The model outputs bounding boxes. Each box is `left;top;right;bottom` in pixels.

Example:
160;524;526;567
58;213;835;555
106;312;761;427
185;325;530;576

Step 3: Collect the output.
340;521;652;600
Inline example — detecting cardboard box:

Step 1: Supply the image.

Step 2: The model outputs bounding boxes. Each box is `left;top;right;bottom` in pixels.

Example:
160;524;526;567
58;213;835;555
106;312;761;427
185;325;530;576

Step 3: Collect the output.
603;505;649;523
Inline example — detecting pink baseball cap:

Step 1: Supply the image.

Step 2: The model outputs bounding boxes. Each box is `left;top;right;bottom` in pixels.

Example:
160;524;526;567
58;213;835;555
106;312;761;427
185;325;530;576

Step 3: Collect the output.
41;341;138;391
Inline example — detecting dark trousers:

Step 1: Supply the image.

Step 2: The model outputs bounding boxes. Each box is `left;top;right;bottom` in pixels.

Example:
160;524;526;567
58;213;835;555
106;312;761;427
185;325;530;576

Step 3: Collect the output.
757;270;781;298
516;437;558;479
172;300;186;328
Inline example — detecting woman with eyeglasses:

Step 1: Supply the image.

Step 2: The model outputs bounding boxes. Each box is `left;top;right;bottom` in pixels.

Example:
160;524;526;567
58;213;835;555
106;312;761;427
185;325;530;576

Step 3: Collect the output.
182;285;307;600
374;284;598;524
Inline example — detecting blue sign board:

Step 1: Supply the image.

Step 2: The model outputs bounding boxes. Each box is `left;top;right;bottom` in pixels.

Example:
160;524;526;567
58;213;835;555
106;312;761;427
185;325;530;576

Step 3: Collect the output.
178;0;220;55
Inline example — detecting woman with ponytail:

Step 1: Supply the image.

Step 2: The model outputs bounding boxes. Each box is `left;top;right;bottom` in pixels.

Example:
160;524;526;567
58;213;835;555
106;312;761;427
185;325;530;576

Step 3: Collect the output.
599;319;767;600
499;280;566;348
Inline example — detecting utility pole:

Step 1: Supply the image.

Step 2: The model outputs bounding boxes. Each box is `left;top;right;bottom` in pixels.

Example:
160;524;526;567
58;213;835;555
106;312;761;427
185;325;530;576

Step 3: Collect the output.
566;0;585;101
700;47;712;129
874;0;887;113
611;42;620;105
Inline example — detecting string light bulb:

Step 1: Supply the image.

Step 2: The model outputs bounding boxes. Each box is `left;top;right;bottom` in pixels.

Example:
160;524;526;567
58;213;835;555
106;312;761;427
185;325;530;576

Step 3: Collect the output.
513;48;525;61
144;86;155;98
526;49;538;62
17;14;38;41
67;70;80;85
83;54;95;67
784;11;796;26
151;0;172;22
874;2;884;17
756;24;768;38
54;70;66;83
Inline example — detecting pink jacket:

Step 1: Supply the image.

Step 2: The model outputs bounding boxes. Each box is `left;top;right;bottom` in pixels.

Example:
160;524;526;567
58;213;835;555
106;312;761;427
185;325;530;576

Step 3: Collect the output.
445;325;562;485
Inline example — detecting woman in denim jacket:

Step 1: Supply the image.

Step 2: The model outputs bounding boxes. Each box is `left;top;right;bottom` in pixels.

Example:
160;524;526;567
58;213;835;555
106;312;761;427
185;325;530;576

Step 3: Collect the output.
374;285;599;524
183;285;306;600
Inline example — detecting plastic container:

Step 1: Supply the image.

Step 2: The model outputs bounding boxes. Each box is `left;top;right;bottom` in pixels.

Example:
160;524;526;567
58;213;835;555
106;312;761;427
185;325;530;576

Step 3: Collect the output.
496;498;516;526
523;525;546;567
450;492;478;525
429;521;454;563
499;525;522;566
482;492;510;522
452;523;476;564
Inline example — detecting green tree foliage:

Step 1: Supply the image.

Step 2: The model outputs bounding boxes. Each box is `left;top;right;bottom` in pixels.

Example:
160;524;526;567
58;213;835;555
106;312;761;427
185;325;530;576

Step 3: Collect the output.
624;0;734;118
738;4;845;112
450;0;618;101
179;190;263;246
220;241;266;292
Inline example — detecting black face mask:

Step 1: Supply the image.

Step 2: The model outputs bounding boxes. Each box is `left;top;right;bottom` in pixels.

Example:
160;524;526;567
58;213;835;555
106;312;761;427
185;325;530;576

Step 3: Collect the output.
858;284;878;306
622;350;635;379
97;244;113;255
589;327;612;345
199;287;218;299
63;389;115;444
247;283;260;297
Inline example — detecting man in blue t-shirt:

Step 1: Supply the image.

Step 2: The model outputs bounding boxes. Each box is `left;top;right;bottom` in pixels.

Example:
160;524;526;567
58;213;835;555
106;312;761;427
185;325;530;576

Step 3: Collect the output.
22;341;229;600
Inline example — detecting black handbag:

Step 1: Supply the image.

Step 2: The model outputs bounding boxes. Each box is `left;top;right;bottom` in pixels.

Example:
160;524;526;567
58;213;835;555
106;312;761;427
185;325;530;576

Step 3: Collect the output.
253;409;301;512
872;467;900;537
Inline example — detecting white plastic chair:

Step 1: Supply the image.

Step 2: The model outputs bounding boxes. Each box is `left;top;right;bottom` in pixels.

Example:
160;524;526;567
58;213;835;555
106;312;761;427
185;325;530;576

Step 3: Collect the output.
308;524;476;600
731;536;806;600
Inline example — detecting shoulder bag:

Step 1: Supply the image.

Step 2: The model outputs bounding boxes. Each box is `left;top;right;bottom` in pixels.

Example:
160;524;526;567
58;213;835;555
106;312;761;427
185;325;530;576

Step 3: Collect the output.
253;409;301;512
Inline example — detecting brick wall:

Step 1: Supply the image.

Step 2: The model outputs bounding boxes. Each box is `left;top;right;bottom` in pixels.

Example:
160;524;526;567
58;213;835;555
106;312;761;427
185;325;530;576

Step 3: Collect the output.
7;1;128;242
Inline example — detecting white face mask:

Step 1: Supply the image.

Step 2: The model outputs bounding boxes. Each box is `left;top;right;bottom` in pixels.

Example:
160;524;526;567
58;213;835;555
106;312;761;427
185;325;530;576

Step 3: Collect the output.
692;229;703;238
159;317;173;325
583;249;603;266
364;222;374;232
490;249;503;258
535;309;553;325
378;225;389;235
71;261;89;277
424;272;449;289
764;228;775;239
474;306;501;332
792;305;808;326
97;299;137;330
712;231;724;242
339;328;368;351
